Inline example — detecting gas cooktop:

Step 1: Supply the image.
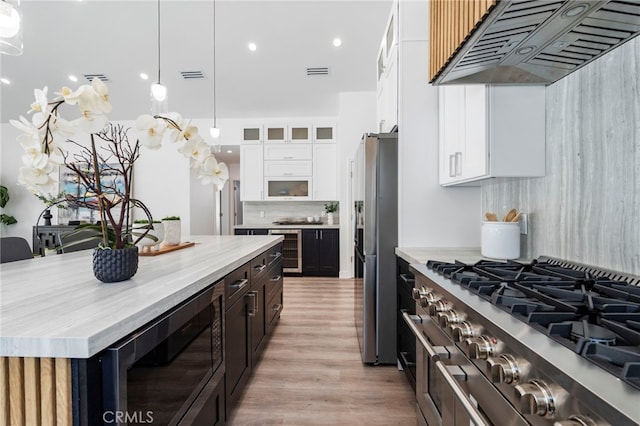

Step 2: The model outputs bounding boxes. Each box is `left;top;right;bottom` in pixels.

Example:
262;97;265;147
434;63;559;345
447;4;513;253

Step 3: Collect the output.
426;257;640;390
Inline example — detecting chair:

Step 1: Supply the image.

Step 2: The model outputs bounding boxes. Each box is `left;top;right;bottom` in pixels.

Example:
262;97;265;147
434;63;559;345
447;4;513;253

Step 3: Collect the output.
57;229;100;253
0;237;34;263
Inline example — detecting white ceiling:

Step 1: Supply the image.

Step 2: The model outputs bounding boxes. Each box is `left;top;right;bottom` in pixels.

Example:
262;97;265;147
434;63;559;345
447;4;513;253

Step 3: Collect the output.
0;0;392;128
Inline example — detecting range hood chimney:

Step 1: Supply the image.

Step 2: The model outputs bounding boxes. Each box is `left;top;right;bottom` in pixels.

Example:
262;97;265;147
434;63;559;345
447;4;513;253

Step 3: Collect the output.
431;0;640;85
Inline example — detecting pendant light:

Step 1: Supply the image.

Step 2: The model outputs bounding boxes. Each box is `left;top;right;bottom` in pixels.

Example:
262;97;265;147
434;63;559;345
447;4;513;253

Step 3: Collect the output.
209;0;220;140
150;0;167;103
0;0;23;56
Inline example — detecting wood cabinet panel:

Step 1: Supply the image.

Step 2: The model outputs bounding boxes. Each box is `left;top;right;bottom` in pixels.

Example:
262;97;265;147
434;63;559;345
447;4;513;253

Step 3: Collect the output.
429;0;496;81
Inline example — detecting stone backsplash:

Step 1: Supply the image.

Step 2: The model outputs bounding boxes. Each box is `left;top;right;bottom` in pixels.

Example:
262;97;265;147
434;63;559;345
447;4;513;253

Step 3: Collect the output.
243;201;339;225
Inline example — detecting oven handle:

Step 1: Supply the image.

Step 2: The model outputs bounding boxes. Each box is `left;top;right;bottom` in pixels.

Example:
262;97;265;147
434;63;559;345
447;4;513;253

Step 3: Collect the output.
402;312;444;362
435;361;490;426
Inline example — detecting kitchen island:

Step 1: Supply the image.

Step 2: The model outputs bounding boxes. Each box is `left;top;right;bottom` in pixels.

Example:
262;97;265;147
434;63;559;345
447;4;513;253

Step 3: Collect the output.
0;235;283;426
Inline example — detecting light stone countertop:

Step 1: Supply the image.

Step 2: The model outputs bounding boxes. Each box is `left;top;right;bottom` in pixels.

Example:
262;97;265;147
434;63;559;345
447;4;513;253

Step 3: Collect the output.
0;235;283;359
396;247;533;265
234;224;340;229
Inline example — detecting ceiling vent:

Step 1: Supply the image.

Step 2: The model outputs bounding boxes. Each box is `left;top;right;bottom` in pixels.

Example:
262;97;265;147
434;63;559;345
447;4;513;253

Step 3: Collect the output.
84;73;109;82
306;67;330;76
181;70;206;80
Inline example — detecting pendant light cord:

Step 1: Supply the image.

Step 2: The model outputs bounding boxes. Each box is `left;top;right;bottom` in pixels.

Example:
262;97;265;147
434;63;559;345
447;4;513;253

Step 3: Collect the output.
213;0;217;128
157;0;161;84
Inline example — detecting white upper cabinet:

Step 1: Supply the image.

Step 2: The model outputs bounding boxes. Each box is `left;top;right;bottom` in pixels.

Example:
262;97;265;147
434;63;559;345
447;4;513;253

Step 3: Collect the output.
240;144;264;201
376;3;399;133
438;85;546;186
264;123;316;143
265;125;287;143
242;125;263;144
312;144;337;200
263;144;312;161
290;124;313;143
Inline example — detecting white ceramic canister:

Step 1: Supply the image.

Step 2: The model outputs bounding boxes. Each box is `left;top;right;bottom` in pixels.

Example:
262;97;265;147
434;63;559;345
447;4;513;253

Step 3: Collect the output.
481;221;520;260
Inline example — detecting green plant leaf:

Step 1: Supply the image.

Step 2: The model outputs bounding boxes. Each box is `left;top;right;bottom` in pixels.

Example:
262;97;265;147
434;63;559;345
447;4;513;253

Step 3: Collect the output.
0;185;9;208
0;213;17;225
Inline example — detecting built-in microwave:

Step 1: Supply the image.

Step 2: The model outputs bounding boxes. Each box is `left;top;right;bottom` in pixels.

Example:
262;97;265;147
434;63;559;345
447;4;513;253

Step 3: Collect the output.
264;177;312;200
98;282;225;425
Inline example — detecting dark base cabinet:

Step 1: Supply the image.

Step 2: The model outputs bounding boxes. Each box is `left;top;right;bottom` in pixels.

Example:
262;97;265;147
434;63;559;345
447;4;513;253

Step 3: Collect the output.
302;229;339;277
397;257;416;391
234;228;269;236
225;243;284;420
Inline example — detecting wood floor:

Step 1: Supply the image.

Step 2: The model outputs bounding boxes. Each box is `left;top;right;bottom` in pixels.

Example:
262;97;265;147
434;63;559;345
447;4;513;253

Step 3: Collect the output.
227;277;416;425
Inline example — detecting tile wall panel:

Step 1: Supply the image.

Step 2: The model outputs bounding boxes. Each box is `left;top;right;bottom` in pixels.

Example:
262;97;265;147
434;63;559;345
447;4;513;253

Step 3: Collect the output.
482;37;640;275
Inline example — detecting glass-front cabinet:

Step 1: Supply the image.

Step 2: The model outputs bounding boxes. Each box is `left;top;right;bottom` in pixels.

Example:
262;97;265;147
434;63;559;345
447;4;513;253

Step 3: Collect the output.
264;177;312;200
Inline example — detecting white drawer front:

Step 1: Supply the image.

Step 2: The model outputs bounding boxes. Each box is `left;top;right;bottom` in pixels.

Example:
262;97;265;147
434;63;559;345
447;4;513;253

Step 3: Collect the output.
264;160;312;177
264;144;312;160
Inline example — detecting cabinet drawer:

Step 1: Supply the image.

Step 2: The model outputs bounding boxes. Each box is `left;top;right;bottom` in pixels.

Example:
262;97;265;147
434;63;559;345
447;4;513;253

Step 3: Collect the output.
266;265;283;299
264;160;312;177
264;144;312;160
225;262;251;307
266;243;283;268
267;283;284;332
250;251;271;281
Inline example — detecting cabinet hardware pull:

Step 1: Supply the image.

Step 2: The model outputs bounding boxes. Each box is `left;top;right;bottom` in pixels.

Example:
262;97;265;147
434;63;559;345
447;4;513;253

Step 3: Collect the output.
435;361;490;426
284;156;293;160
449;154;456;177
284;172;293;176
399;351;416;368
247;291;258;316
254;264;266;272
272;304;283;312
270;275;282;282
319;230;323;239
232;278;249;291
455;151;462;176
402;312;447;362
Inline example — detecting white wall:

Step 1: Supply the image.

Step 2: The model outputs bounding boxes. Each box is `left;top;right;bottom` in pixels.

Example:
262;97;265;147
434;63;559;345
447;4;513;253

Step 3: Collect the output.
337;91;378;277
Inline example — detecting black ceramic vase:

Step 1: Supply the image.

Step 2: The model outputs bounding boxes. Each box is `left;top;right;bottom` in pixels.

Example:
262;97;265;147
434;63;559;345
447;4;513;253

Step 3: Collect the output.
93;246;139;283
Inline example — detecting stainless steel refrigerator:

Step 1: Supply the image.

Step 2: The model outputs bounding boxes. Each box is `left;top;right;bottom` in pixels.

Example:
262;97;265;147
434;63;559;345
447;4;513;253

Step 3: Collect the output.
353;132;398;364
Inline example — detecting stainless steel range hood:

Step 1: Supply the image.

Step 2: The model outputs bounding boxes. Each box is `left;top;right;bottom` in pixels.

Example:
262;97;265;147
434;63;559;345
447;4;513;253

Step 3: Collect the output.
432;0;640;85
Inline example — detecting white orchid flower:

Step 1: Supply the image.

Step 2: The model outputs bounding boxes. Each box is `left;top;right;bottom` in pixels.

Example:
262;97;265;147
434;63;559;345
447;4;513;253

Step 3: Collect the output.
50;116;77;137
18;165;58;195
18;133;49;169
73;109;108;134
57;85;85;105
178;134;210;164
136;114;167;150
198;155;229;188
90;78;112;113
10;116;38;134
28;87;48;114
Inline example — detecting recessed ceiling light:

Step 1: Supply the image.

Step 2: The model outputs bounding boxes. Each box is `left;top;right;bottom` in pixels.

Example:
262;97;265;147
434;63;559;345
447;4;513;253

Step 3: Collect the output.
140;72;149;80
248;42;257;52
68;75;78;82
333;38;342;47
0;78;10;84
226;150;233;154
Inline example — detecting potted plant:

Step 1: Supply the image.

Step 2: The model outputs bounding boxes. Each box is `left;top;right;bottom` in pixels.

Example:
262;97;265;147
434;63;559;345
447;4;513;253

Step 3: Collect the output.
0;185;17;227
11;79;229;282
161;216;181;246
324;201;338;225
133;219;163;253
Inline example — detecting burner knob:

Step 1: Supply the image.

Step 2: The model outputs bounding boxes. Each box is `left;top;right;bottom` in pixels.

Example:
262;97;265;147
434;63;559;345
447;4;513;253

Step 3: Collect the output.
411;286;431;301
465;336;495;360
438;310;463;328
553;415;598;426
487;354;520;384
450;321;477;342
428;299;453;316
419;292;441;308
514;379;555;417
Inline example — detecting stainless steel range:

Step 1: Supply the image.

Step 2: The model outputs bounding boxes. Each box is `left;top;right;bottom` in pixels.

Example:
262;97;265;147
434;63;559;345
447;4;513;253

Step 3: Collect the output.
404;256;640;426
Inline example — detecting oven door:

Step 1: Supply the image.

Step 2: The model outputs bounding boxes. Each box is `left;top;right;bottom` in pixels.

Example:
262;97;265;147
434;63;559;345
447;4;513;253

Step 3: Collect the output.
403;312;491;426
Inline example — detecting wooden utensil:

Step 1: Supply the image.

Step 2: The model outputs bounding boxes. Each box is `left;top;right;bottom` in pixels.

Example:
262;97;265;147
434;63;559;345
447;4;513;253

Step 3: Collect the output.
503;208;517;222
485;212;498;221
511;212;521;222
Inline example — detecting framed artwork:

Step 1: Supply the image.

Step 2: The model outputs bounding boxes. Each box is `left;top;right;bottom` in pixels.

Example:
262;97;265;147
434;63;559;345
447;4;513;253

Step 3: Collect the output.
58;163;128;224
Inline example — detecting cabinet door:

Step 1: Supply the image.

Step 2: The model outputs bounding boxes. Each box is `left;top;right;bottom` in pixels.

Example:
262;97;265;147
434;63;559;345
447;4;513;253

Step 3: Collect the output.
312;144;337;200
225;295;251;412
313;124;336;144
302;229;319;275
250;277;267;361
461;85;488;181
265;125;287;143
240;145;263;201
438;85;464;185
289;124;312;143
242;125;263;143
317;229;339;277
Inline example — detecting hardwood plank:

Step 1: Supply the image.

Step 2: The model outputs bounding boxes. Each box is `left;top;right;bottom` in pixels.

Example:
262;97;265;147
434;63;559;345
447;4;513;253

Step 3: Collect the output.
8;357;25;426
228;277;416;425
40;358;56;426
54;358;72;426
24;358;41;425
0;358;10;426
